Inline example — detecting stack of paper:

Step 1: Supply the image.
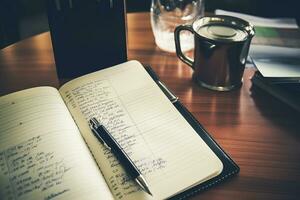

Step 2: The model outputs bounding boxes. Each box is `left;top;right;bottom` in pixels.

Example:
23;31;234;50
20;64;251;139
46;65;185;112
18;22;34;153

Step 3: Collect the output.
249;45;300;80
249;45;300;111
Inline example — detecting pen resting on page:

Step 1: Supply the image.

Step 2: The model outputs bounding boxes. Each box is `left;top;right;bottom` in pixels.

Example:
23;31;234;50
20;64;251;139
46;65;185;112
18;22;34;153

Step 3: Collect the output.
89;117;152;196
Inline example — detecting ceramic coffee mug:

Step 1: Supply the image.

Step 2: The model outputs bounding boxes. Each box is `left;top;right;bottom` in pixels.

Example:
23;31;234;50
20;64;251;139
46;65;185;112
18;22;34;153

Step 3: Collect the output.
175;15;255;91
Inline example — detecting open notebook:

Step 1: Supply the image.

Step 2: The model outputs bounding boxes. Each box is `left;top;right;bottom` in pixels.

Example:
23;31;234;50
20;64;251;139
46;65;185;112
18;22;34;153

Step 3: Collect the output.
0;61;238;200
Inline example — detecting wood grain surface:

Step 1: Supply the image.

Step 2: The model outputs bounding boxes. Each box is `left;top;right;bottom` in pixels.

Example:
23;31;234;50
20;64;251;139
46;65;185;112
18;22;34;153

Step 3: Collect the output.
0;12;300;200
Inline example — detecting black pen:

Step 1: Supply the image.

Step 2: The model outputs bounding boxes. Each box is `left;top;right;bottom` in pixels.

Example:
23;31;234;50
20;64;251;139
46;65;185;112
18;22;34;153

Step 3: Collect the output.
89;118;152;196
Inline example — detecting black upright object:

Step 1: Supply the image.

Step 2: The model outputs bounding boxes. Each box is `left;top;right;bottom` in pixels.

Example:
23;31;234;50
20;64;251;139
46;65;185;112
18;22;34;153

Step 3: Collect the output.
46;0;127;78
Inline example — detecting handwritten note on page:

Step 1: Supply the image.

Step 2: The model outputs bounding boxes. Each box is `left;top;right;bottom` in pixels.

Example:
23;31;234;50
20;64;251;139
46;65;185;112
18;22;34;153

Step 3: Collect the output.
59;61;223;200
0;87;114;200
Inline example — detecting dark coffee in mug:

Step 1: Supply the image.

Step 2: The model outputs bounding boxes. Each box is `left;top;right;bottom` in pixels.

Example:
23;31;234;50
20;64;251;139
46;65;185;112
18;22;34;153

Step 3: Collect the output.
175;15;255;91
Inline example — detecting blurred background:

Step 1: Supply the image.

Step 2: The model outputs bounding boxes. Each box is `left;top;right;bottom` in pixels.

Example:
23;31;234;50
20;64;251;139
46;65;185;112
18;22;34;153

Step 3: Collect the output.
1;0;299;48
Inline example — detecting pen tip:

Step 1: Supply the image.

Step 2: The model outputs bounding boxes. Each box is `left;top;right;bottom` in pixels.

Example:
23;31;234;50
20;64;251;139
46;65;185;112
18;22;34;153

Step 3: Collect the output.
145;187;153;196
135;176;153;196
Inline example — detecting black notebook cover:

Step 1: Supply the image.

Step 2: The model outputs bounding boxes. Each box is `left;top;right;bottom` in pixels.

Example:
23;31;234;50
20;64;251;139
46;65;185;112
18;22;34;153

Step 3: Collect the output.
144;66;240;199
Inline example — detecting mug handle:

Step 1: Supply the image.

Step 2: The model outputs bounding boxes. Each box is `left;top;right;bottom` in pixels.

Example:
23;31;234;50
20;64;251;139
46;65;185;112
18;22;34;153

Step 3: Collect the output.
174;25;195;69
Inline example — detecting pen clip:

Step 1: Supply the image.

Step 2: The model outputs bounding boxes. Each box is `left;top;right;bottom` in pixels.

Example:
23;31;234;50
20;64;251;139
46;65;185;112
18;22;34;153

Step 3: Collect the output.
90;127;111;150
89;118;111;150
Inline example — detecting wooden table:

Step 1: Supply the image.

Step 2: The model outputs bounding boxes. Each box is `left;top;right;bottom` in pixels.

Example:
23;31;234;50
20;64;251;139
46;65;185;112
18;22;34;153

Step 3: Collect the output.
1;12;300;200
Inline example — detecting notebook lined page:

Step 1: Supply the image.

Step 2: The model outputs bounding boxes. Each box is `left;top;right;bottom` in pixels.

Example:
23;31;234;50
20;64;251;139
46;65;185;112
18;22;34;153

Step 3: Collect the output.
0;87;114;200
59;61;223;200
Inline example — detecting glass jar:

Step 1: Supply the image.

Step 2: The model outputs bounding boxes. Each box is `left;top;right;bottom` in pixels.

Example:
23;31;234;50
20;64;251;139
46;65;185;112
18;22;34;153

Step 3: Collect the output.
150;0;205;52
